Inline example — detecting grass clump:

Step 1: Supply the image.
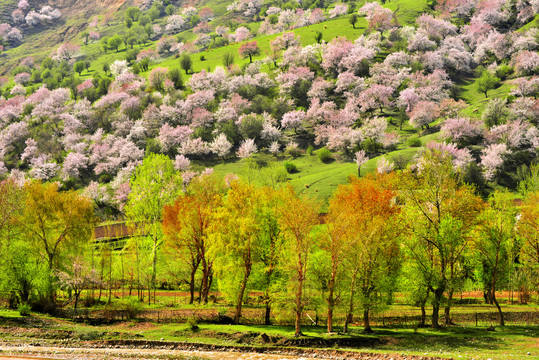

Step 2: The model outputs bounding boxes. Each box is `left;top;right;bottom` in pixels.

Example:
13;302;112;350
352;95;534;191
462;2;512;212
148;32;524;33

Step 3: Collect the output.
18;303;31;316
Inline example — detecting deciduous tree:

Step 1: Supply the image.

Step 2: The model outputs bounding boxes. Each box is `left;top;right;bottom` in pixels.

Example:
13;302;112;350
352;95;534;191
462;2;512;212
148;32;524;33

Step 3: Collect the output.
18;181;95;304
277;186;319;337
125;154;182;304
398;151;483;328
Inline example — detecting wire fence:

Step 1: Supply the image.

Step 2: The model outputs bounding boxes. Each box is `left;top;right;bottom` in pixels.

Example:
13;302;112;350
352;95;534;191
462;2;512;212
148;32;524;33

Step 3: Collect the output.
58;307;539;327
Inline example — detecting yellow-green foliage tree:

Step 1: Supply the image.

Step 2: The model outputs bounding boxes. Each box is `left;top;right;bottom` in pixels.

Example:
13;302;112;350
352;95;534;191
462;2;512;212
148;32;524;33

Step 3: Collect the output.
517;191;539;289
18;181;95;304
277;186;319;337
208;180;262;324
398;151;483;328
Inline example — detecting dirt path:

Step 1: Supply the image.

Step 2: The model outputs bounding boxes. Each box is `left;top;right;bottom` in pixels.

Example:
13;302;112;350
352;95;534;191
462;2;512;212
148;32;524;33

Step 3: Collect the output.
0;345;327;360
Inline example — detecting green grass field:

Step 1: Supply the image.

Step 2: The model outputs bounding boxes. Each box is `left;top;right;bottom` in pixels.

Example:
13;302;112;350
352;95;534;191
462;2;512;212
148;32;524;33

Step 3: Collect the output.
1;306;538;360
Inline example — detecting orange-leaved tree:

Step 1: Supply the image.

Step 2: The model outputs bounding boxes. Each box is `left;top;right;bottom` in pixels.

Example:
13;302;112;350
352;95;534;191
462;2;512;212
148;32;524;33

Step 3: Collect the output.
327;173;401;333
162;174;224;304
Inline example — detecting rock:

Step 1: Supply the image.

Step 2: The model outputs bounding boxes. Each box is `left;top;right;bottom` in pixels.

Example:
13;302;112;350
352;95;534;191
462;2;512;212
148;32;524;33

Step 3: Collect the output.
260;333;270;343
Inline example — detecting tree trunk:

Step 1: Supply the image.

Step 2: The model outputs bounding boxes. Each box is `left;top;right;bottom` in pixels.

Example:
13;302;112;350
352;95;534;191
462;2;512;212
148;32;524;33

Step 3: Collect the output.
264;303;271;325
343;269;358;333
295;272;304;337
189;267;196;305
432;288;444;328
201;257;211;304
327;274;336;333
363;309;373;333
234;262;251;325
444;290;454;325
493;294;504;326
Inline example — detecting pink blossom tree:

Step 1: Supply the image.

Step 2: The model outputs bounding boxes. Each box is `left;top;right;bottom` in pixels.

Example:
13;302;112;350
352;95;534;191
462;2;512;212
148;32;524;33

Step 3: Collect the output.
14;72;30;84
398;88;419;112
174;154;191;171
237;139;257;158
377;156;394;174
62;152;88;180
158;124;193;152
54;43;80;61
210;133;233;159
281;110;306;131
234;26;251;42
358;84;394;113
408;101;439;129
480;143;510;181
355;149;368;176
440;117;483;146
238;41;260;63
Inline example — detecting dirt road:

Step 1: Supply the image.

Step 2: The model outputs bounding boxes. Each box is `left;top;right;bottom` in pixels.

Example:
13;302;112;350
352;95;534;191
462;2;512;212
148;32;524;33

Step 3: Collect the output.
0;345;328;360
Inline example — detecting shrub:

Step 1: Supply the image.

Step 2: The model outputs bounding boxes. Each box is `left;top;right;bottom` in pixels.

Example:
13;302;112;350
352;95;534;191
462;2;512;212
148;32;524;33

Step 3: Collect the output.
306;146;314;156
495;64;513;80
186;317;199;331
317;147;334;163
274;167;288;182
108;298;142;320
18;303;31;316
284;161;298;173
408;138;422;147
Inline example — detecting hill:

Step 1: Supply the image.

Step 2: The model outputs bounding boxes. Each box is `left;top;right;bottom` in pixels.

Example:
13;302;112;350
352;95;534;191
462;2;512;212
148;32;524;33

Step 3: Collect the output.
0;0;538;215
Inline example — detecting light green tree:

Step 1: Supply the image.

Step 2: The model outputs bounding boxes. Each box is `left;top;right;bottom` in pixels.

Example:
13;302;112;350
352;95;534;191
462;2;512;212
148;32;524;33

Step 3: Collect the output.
398;151;483;328
475;191;516;326
125;154;182;304
476;70;500;98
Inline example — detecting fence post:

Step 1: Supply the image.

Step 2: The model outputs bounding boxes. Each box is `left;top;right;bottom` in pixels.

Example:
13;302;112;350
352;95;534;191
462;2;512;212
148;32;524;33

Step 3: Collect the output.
475;312;478;327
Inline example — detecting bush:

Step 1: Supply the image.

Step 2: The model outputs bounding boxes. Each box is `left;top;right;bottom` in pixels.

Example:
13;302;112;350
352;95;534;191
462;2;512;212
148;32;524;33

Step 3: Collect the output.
317;148;334;163
306;146;314;156
284;161;298;173
274;167;288;182
408;138;422;147
186;317;199;331
104;298;142;320
18;303;31;316
495;64;514;80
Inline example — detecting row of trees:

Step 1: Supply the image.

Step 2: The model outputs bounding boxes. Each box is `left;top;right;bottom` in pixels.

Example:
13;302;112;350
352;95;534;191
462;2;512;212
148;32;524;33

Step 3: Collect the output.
1;151;539;334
